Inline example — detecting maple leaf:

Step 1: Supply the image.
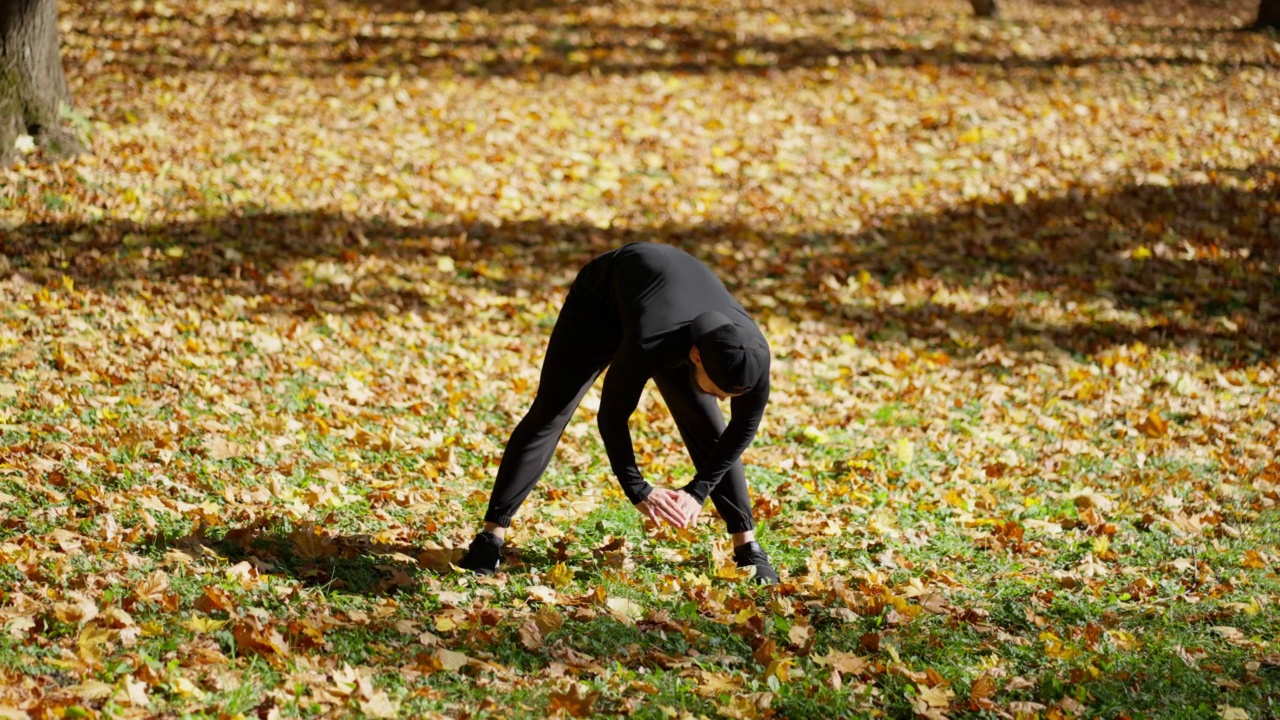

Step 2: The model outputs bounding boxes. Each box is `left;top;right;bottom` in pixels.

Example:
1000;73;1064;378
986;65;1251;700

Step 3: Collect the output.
546;562;575;588
695;670;741;696
764;656;797;683
67;679;115;702
548;684;600;717
232;617;290;666
55;592;100;625
970;672;997;703
185;616;228;634
432;648;471;672
813;649;872;677
716;694;774;720
289;524;337;560
358;689;400;719
787;619;813;648
917;684;955;708
132;570;170;604
1135;409;1169;438
606;597;645;624
194;585;237;614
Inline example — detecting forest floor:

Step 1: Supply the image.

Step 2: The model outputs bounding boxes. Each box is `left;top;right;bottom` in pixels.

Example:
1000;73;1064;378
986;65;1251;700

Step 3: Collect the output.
1;0;1279;717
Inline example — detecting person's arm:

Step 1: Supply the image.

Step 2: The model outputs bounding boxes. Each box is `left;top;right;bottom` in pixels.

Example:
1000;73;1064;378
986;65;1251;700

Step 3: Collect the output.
596;347;654;505
678;376;770;503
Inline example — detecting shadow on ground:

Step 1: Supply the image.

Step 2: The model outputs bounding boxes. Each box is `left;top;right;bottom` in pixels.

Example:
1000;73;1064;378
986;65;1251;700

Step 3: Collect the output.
3;169;1277;361
64;0;1275;81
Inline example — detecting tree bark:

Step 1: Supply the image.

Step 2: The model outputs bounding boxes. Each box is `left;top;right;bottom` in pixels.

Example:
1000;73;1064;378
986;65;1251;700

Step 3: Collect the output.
969;0;999;19
0;0;84;165
1256;0;1280;30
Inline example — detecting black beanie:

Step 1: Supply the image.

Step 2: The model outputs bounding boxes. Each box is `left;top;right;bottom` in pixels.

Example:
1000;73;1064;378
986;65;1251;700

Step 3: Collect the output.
690;311;767;394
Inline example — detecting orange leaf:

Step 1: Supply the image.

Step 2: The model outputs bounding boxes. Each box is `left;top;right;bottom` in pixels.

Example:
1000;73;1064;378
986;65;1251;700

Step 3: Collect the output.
548;684;600;717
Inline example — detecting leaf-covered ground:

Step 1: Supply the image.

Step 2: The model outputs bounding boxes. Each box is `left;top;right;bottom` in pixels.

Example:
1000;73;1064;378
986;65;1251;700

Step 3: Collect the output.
2;0;1279;717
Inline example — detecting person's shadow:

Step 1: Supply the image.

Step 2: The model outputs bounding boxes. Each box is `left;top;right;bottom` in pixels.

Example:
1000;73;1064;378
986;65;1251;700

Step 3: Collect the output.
157;518;469;595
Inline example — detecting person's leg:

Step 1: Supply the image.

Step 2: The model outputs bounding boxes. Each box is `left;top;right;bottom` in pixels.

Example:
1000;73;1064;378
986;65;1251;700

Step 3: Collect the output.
482;301;618;531
651;366;756;536
653;366;777;583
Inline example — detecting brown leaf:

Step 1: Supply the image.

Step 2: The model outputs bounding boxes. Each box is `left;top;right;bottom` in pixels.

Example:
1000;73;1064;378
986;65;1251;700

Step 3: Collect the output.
289;525;337;560
752;638;778;666
814;649;872;676
358;689;400;719
132;570;170;604
860;632;881;653
548;684;600;717
55;592;100;625
194;585;237;614
787;618;813;648
434;648;471;671
206;436;245;460
232;617;290;666
970;672;997;705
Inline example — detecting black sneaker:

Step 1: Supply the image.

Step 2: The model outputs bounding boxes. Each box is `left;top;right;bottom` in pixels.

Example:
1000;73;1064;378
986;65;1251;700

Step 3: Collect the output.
457;532;504;575
733;541;780;585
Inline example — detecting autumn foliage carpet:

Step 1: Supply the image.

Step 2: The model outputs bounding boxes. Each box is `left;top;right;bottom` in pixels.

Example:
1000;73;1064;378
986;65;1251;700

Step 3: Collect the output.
1;0;1279;717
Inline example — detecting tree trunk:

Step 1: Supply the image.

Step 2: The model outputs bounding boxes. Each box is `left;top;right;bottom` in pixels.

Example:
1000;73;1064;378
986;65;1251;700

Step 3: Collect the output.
0;0;84;165
1256;0;1280;30
969;0;999;19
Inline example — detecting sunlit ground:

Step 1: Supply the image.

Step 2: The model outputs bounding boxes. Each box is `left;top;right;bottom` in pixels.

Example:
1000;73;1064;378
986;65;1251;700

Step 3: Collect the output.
1;0;1278;717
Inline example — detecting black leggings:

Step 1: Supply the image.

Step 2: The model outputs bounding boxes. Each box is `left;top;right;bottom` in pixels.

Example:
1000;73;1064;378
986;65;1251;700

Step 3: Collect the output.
482;283;757;534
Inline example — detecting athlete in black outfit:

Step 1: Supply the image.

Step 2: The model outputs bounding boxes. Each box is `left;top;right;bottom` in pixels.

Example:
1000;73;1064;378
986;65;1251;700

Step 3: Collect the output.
458;242;779;583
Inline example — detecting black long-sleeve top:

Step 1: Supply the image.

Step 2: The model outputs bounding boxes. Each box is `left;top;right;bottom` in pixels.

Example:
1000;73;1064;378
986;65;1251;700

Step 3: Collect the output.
582;243;771;505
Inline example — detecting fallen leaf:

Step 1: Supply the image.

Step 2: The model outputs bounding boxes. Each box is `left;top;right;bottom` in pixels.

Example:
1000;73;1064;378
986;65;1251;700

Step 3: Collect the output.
606;597;645;623
548;684;600;717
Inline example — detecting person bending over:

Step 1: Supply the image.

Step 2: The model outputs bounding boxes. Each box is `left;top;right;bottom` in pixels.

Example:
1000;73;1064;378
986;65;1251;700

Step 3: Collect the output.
458;242;779;584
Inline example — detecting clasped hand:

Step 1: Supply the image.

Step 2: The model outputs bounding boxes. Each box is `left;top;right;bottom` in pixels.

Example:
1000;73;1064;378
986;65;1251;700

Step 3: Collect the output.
636;487;702;528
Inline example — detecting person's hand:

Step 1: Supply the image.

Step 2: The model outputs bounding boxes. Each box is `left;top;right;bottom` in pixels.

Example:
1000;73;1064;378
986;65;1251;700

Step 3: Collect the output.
637;488;695;528
671;490;703;528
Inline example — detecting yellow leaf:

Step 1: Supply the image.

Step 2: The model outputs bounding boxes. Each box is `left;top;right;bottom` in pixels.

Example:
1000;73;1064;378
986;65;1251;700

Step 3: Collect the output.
1135;409;1168;438
894;437;914;465
1241;550;1268;569
170;675;201;698
717;563;753;581
1092;536;1110;556
67;679;115;701
186;617;228;634
799;426;828;445
917;684;954;708
764;656;796;682
546;562;574;589
77;622;113;663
